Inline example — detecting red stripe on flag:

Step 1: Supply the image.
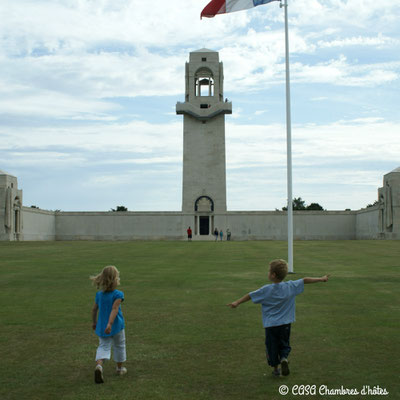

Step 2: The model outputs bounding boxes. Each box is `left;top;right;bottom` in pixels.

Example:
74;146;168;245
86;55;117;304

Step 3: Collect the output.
201;0;226;19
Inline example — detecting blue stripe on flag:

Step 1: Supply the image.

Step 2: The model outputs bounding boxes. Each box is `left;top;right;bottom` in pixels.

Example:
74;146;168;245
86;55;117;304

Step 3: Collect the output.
253;0;277;6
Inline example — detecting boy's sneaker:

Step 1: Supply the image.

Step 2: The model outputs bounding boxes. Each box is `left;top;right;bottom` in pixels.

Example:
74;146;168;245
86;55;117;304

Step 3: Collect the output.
116;367;127;375
95;365;104;384
281;358;290;376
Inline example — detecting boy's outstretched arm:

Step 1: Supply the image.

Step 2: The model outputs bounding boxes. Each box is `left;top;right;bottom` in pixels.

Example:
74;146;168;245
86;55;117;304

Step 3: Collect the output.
227;293;251;308
303;275;330;284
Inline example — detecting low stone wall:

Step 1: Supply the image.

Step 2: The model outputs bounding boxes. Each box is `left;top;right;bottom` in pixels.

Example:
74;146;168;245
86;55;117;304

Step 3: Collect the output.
355;206;380;239
55;211;184;241
21;207;56;241
15;207;384;241
0;214;7;241
354;206;398;239
293;211;356;240
225;211;356;240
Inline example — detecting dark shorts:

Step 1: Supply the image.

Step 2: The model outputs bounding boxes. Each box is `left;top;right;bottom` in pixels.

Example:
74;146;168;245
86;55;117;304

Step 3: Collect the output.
265;324;291;367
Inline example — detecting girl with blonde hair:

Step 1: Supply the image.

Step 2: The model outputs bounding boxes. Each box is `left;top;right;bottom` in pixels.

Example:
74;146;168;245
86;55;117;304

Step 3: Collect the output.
90;265;127;384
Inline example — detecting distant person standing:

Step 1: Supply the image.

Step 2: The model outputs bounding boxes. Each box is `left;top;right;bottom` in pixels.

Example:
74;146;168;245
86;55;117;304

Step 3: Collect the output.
226;229;231;241
214;228;218;241
219;230;223;241
187;226;192;241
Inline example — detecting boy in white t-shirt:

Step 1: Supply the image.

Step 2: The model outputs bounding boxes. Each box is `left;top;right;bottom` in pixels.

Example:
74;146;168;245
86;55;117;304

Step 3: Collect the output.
228;259;329;376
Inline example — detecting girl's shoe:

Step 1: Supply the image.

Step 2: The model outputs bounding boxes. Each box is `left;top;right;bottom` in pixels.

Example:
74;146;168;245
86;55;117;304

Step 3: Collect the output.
116;367;127;375
281;358;290;376
95;365;104;384
272;368;281;377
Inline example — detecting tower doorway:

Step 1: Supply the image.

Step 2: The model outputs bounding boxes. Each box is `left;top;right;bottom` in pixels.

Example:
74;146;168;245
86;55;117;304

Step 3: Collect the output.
199;216;210;235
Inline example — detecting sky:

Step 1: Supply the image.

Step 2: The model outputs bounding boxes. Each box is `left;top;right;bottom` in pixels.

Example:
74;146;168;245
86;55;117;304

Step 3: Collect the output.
1;0;399;212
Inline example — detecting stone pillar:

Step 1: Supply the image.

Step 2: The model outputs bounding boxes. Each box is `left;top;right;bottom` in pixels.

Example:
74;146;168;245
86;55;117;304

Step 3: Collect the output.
378;167;400;239
0;170;23;241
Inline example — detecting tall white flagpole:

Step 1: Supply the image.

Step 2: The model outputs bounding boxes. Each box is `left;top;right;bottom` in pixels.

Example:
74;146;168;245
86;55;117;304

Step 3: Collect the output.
281;0;294;273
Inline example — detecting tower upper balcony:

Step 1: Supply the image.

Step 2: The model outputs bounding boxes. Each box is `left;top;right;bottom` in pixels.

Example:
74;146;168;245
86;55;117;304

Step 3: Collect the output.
176;49;232;120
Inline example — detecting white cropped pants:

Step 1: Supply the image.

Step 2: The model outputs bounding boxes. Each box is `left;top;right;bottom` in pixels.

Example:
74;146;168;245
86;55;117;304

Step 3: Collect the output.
95;329;126;363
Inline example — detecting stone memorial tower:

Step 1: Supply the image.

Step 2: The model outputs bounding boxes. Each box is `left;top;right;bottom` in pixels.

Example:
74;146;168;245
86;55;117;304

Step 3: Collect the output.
176;49;232;236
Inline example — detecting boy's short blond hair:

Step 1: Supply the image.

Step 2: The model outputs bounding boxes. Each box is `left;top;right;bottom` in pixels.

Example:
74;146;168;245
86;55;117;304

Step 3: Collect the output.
269;259;288;281
90;265;120;292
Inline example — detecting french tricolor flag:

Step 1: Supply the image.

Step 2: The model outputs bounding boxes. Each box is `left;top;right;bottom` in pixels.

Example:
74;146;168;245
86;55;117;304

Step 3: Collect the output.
201;0;280;19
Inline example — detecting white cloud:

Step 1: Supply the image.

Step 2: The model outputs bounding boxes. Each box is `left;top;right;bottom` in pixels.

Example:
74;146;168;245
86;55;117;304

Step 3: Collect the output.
0;119;183;174
291;56;399;87
0;88;118;119
226;118;400;168
1;0;398;106
291;0;400;30
4;116;398;170
318;34;399;49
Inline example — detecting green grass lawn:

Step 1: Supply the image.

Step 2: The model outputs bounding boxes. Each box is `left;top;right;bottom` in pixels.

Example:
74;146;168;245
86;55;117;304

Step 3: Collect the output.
0;240;399;400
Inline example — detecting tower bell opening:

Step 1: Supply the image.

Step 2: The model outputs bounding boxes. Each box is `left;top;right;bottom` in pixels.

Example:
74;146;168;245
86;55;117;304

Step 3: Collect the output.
195;68;214;97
